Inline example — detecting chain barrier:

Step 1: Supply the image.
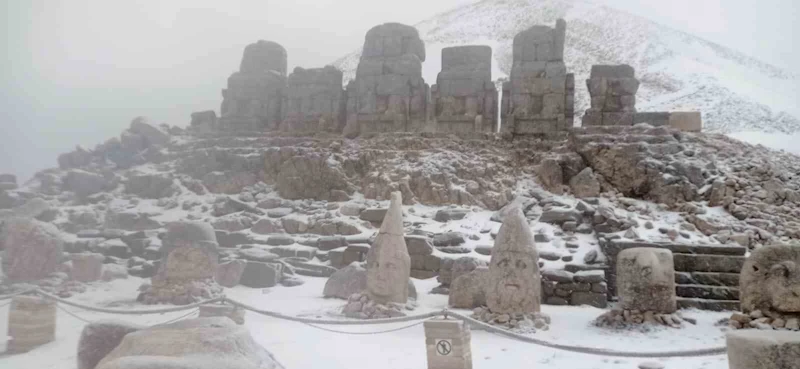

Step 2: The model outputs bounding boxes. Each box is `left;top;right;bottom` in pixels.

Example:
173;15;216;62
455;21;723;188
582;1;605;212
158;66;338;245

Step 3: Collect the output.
0;288;729;358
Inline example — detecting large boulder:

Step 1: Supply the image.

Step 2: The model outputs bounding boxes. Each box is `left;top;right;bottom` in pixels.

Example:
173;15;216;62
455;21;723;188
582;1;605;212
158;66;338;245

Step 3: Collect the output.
740;244;800;315
95;317;284;369
1;218;64;282
569;167;601;198
216;259;247;288
63;170;109;198
449;267;488;309
240;261;283;288
78;320;145;369
129;117;170;147
323;262;417;300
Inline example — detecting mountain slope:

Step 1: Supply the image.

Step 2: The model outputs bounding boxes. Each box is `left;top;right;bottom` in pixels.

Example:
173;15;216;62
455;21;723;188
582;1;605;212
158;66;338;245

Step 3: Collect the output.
333;0;799;134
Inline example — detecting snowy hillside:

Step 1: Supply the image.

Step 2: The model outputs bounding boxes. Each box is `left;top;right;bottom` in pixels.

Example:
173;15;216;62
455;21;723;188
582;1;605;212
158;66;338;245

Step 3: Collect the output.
332;0;800;134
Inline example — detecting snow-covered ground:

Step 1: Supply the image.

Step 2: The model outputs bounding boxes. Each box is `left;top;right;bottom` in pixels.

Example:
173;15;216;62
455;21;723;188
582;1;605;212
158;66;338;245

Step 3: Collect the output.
727;131;800;156
1;274;733;369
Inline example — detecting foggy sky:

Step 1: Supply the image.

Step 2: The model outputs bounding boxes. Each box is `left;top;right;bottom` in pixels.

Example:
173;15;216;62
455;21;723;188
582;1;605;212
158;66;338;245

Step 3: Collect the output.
1;0;798;181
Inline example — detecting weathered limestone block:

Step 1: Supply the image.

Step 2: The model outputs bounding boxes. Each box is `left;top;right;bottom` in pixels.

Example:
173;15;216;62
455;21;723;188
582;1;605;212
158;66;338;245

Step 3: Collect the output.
95;318;284;369
7;295;57;353
582;64;640;127
668;111;702;132
220;40;288;132
70;253;105;282
2;218;64;282
283;66;346;133
366;191;411;304
727;330;800;369
347;23;428;134
199;304;246;325
215;259;247;288
139;221;223;305
424;319;472;369
433;45;497;133
740;244;800;315
78;320;145;369
503;19;573;134
617;247;676;313
486;208;541;315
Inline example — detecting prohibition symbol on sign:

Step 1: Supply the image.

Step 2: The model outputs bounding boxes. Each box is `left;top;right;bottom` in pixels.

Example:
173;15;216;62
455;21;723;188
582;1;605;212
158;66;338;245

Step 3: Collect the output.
436;339;452;356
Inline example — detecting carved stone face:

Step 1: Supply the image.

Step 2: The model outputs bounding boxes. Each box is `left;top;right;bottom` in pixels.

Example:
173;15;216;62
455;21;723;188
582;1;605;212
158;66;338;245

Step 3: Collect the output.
766;261;800;312
486;250;540;314
367;246;410;302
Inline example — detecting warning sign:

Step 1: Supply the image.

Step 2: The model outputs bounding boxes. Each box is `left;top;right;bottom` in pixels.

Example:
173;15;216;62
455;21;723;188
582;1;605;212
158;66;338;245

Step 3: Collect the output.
435;339;452;356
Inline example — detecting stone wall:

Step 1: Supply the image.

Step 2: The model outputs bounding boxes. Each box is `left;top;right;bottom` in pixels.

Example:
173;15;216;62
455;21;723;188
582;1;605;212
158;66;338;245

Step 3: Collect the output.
219;40;288;132
502;19;574;135
432;46;498;133
581;64;639;127
345;23;428;135
283;66;346;133
542;269;608;308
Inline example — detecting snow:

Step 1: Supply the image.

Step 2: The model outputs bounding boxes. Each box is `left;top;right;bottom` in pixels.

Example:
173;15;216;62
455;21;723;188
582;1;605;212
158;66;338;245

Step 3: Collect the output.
727;131;800;156
0;275;732;369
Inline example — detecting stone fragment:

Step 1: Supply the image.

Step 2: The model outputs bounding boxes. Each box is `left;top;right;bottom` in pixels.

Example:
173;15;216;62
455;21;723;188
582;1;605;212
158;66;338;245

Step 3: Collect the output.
739;244;800;315
240;261;283;288
449;267;488;309
323;262;368;299
77;320;145;369
726;330;800;369
216;259;247;288
569;167;601;198
617;248;676;313
2;218;64;282
70;253;105;282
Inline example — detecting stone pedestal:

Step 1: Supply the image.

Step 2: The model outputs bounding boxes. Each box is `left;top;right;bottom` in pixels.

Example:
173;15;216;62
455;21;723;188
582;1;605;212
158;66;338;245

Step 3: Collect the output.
617;247;676;313
424;319;472;369
198;304;245;325
70;253;105;282
727;330;800;369
7;295;57;353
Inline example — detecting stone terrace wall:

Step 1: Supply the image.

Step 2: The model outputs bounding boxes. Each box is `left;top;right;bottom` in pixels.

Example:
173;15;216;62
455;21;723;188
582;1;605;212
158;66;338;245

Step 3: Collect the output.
282;66;346;133
502;19;574;135
219;40;288;132
345;23;428;135
432;46;498;133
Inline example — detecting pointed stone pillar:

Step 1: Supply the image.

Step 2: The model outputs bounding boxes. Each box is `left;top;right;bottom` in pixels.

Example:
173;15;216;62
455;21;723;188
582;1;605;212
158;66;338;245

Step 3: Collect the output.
366;191;411;304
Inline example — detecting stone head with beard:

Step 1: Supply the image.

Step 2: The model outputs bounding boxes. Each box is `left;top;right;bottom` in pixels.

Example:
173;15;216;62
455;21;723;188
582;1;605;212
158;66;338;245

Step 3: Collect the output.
486;208;541;314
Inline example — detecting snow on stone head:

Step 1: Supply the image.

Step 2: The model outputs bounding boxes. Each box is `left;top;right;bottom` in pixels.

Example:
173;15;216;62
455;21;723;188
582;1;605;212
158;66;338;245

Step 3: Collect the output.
366;191;411;304
486;207;541;314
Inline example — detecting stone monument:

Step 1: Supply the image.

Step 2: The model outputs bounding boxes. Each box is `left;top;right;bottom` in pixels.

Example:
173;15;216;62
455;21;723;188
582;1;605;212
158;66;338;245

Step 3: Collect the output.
219;40;288;131
502;19;575;134
282;66;346;133
345;23;428;135
341;191;413;318
1;218;64;283
728;244;800;330
432;45;498;133
581;64;640;127
139;221;223;305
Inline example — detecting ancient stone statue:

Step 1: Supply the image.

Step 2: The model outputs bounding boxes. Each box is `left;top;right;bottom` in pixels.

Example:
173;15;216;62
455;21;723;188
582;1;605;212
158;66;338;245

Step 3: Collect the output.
432;45;498;133
283;66;346;133
502;19;575;135
365;191;411;304
219;40;288;132
740;244;800;316
582;64;640;127
345;23;428;135
486;207;541;314
140;221;223;305
616;247;676;313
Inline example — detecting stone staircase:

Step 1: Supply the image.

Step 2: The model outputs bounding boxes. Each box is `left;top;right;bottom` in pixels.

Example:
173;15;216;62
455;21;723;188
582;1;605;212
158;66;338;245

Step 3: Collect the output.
604;241;746;311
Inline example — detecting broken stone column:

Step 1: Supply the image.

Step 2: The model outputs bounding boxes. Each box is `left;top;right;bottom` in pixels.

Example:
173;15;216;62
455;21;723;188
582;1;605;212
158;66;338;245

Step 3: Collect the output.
486;208;542;315
432;45;497;133
199;304;246;325
70;253;105;283
502;19;574;134
366;191;411;304
581;64;640;127
282;66;346;133
616;247;676;313
345;23;428;135
727;330;800;369
424;319;472;369
7;295;57;353
139;221;223;305
219;40;288;132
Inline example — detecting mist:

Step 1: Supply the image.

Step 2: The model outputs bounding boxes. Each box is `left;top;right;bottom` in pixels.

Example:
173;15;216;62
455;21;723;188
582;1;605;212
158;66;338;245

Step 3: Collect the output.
1;0;798;181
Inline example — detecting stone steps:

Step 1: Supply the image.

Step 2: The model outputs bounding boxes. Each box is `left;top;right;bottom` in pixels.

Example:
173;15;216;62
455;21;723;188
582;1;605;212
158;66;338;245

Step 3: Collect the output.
672;254;745;273
675;284;740;300
674;271;740;287
676;297;740;312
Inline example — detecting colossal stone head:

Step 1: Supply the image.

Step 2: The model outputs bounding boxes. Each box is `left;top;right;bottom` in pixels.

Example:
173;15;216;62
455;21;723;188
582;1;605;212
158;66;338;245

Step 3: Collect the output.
486;208;541;314
365;192;411;304
239;40;288;76
740;244;800;314
157;221;219;282
616;247;676;313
